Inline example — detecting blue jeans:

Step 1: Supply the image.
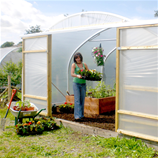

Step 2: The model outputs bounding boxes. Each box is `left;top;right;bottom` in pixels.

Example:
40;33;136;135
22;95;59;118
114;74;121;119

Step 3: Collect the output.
73;82;86;119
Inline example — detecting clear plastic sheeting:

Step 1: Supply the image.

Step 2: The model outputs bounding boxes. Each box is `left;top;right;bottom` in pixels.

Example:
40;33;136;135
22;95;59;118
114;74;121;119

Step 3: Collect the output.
118;25;158;141
119;50;158;115
24;37;47;51
25;52;47;97
0;47;21;66
51;28;102;103
119;114;158;137
119;50;158;87
119;89;158;115
51;27;117;103
49;12;130;30
120;26;158;46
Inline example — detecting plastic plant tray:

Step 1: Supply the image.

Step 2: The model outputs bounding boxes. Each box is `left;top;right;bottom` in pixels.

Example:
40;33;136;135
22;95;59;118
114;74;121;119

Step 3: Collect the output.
7;101;38;118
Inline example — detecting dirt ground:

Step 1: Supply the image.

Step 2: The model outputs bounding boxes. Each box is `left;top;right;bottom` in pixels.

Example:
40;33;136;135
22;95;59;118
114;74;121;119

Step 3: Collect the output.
52;111;115;131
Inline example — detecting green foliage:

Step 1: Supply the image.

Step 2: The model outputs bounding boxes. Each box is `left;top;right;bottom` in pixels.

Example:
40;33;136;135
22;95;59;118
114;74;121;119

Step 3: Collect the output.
86;81;116;98
77;69;102;81
17;47;22;52
16;91;22;100
25;25;42;34
15;100;31;108
92;46;104;66
1;41;14;48
15;117;59;135
0;61;22;86
89;136;156;158
59;102;74;113
0;69;7;86
0;107;157;158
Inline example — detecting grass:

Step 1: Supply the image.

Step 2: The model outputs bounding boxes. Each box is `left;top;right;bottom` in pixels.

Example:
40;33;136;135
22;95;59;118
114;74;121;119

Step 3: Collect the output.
0;107;157;158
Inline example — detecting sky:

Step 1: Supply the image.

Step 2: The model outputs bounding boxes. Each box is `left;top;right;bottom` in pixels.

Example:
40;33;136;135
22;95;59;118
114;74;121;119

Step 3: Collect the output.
0;0;158;46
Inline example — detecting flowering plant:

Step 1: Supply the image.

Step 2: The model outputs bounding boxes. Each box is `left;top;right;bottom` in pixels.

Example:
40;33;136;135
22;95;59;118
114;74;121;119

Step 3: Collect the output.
35;117;59;131
77;69;102;81
92;46;105;66
15;117;59;135
59;102;74;113
15;120;44;135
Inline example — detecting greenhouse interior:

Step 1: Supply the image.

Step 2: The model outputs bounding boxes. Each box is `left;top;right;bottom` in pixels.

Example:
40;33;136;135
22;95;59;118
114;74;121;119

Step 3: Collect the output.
21;11;158;142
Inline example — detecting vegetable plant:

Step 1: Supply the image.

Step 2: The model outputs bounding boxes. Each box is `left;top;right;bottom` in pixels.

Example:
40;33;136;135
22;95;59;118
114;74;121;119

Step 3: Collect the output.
86;81;116;98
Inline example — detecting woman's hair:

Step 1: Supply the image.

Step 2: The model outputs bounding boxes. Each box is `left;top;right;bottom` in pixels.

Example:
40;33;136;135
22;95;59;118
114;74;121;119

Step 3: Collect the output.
74;52;83;63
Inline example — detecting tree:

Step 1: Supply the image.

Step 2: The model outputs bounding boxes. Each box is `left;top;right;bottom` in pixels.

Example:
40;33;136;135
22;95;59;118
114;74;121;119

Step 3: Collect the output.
154;10;158;17
1;41;14;48
25;25;42;34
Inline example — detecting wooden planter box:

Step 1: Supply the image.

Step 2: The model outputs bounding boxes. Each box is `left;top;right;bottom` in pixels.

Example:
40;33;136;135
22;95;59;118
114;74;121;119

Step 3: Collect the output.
66;95;115;115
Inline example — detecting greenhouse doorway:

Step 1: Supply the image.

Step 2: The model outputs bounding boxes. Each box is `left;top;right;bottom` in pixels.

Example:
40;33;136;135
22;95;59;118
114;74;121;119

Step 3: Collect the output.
22;35;52;116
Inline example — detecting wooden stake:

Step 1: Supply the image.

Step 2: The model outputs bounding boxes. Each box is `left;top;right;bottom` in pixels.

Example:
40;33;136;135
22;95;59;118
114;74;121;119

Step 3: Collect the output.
8;73;11;101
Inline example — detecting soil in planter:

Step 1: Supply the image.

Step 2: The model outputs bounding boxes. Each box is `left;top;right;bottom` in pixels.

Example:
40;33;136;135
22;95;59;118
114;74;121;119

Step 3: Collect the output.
52;110;115;131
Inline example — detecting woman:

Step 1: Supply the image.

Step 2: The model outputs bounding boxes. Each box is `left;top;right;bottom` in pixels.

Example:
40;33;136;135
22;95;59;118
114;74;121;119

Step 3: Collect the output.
71;52;89;121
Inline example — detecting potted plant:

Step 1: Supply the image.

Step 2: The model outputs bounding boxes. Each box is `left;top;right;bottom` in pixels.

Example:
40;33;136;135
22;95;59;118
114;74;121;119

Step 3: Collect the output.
66;81;115;115
58;102;74;113
15;120;44;135
15;117;59;135
92;45;106;66
13;100;35;111
77;69;102;81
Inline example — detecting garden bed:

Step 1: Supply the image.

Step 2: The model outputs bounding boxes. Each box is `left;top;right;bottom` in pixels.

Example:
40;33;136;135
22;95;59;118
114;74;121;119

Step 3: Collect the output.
66;95;115;115
52;111;115;131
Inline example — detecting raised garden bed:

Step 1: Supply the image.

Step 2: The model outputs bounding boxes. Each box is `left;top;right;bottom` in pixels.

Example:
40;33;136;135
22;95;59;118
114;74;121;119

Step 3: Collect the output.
52;112;115;131
65;95;115;115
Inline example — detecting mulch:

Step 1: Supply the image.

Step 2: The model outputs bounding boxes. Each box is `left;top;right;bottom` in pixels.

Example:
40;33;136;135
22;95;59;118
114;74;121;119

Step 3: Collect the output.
52;111;115;131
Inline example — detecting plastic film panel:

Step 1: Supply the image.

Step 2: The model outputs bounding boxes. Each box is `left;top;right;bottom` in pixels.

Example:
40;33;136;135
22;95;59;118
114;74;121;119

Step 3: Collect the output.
119;114;158;137
24;37;47;51
120;26;158;46
51;28;102;103
119;89;158;115
50;13;127;30
25;97;47;113
25;52;47;97
0;47;18;62
119;50;158;87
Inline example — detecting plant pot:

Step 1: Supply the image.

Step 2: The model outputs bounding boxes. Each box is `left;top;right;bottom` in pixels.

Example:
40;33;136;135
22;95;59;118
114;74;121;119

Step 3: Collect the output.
66;95;115;115
26;107;34;111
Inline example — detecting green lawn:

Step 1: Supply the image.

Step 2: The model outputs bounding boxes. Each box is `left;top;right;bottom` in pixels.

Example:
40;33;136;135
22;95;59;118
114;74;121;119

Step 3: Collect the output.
0;107;157;158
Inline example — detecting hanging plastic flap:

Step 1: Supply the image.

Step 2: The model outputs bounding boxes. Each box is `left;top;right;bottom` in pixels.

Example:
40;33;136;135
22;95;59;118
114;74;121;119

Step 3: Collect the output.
24;37;47;51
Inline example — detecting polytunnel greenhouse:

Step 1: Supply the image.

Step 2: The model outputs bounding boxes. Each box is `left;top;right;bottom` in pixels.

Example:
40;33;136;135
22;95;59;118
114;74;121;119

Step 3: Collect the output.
0;46;22;68
21;11;158;142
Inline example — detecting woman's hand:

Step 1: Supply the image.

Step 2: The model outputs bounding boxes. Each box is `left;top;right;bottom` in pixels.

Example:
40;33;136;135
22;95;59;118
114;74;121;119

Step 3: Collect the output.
77;75;82;79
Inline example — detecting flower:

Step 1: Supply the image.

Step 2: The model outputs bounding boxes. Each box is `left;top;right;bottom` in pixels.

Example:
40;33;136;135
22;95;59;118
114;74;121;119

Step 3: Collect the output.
92;45;105;66
37;121;41;125
77;69;102;81
59;103;74;113
15;117;59;135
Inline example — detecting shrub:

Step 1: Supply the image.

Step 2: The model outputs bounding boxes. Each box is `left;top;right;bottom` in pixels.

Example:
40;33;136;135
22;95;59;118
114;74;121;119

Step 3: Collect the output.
0;61;22;86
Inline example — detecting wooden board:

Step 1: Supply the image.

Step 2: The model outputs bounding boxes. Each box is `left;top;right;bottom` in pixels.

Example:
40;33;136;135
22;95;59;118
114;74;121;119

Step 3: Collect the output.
66;95;115;115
